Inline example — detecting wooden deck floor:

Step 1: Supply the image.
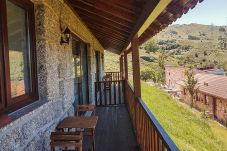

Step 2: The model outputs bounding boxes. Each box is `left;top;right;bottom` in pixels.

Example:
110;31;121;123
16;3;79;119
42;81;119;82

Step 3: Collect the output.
85;105;138;151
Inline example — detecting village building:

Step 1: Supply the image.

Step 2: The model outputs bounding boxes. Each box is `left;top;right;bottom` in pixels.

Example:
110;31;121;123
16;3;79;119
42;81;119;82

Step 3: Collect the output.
165;66;227;126
179;73;227;127
165;65;185;90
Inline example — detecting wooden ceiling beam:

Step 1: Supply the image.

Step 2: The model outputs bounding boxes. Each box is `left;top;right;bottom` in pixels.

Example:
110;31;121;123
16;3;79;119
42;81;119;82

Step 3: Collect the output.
70;0;137;23
95;34;125;45
92;32;126;43
86;23;129;38
79;14;131;34
74;6;132;29
91;0;143;14
96;38;124;47
71;4;133;29
96;39;125;47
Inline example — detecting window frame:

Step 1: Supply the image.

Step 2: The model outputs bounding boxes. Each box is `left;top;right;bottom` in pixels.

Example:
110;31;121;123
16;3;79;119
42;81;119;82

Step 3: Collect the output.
0;0;38;114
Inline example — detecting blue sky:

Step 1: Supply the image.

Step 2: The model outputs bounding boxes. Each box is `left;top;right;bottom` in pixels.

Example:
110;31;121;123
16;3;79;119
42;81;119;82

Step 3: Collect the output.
173;0;227;26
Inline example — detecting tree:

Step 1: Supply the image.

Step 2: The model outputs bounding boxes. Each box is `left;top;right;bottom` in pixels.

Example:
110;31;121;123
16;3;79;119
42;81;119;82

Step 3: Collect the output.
219;27;226;32
184;68;197;107
158;49;168;85
195;53;198;58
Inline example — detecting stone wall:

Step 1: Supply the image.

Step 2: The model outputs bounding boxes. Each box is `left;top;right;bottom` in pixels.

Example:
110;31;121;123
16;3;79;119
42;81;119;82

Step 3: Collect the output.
180;86;227;126
216;99;227;126
0;0;104;150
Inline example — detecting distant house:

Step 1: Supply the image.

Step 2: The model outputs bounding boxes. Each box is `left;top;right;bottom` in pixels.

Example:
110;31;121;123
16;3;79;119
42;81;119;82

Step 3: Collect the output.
165;65;185;90
179;73;227;127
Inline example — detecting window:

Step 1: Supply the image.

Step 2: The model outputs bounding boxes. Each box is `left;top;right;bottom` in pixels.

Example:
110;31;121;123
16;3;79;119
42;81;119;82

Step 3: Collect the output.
0;0;38;114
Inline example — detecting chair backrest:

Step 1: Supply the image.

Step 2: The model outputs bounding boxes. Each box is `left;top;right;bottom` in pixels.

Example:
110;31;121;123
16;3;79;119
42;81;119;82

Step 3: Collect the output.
75;104;96;116
50;132;83;151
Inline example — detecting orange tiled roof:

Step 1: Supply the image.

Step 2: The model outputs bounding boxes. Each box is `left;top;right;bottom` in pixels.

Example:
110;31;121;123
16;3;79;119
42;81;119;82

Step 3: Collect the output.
195;73;227;100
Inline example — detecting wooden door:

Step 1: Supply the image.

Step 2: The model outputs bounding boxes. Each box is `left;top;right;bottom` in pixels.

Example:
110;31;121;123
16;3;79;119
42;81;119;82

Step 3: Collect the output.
213;98;217;119
72;38;90;105
95;51;100;82
72;39;83;105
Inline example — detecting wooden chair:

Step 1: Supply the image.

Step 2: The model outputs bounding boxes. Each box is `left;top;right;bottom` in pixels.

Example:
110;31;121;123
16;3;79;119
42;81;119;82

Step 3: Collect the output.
75;105;96;151
75;104;96;116
50;131;83;151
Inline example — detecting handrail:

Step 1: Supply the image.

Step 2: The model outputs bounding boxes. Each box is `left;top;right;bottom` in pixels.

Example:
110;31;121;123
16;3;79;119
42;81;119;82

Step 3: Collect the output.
105;71;121;73
95;80;124;106
125;80;179;151
95;80;124;83
137;97;179;151
104;72;123;81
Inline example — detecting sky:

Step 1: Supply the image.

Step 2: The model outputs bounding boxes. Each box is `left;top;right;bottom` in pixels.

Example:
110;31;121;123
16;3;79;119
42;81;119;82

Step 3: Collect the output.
173;0;227;26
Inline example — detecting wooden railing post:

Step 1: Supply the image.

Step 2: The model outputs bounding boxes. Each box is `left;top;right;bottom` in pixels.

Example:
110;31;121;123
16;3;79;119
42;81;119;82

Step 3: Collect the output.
132;34;141;97
131;34;141;149
124;52;128;80
120;55;124;79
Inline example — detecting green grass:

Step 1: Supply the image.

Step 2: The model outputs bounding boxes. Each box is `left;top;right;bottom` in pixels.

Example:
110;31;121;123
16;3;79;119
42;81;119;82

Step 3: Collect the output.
141;82;227;151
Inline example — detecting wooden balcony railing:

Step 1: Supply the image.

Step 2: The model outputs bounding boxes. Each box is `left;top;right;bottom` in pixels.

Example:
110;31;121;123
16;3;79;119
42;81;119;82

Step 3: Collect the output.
94;77;179;151
104;72;123;81
125;81;179;151
95;80;125;106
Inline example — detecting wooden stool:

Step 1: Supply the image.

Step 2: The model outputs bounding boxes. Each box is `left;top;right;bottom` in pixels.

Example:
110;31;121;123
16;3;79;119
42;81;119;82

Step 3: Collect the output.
50;132;83;151
75;105;96;116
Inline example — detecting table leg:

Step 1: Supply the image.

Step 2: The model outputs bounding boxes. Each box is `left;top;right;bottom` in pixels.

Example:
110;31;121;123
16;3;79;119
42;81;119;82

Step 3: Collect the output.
92;129;95;151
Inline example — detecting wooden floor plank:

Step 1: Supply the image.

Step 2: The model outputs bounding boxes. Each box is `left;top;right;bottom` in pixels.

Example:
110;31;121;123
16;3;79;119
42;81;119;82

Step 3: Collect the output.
94;105;138;151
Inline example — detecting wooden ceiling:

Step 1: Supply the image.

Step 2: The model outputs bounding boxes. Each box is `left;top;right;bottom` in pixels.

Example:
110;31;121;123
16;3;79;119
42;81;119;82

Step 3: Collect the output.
67;0;160;54
66;0;202;54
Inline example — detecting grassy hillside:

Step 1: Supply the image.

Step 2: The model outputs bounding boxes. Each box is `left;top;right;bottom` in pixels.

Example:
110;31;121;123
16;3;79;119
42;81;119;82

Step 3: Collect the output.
149;23;227;69
142;82;227;151
105;24;227;74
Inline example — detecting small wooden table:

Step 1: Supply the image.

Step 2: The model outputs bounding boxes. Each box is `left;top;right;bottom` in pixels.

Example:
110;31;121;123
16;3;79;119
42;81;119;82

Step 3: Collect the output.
57;116;98;151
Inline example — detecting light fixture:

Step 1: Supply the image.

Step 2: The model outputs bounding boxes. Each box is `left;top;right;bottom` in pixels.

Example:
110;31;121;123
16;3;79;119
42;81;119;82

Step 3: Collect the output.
60;27;71;45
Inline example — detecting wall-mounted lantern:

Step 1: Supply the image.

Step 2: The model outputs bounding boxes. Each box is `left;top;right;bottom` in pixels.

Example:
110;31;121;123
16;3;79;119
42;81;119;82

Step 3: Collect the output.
60;27;71;45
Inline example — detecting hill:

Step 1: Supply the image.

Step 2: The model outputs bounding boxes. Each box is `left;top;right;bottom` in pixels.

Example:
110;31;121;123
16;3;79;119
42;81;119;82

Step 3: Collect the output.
149;23;227;69
105;23;227;82
142;82;227;151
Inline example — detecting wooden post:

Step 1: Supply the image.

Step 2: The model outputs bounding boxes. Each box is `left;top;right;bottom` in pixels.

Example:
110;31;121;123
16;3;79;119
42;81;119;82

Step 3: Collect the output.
120;55;124;79
131;35;141;97
124;52;128;80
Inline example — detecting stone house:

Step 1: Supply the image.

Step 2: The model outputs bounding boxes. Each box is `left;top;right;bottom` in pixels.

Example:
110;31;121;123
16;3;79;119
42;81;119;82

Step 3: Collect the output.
0;0;105;150
179;73;227;126
0;0;202;150
165;65;185;90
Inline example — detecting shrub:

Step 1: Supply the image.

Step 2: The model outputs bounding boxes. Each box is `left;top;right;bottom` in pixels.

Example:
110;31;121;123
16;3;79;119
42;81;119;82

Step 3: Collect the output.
157;40;181;50
188;35;200;40
144;41;159;52
219;27;226;32
141;70;153;82
170;30;178;35
181;45;191;51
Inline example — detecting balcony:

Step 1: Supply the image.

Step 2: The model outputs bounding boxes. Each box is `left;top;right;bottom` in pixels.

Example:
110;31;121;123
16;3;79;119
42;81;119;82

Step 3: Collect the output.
92;72;179;151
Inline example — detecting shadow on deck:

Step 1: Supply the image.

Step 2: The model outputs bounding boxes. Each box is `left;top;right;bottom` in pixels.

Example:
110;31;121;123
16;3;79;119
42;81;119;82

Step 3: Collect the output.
95;105;138;151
